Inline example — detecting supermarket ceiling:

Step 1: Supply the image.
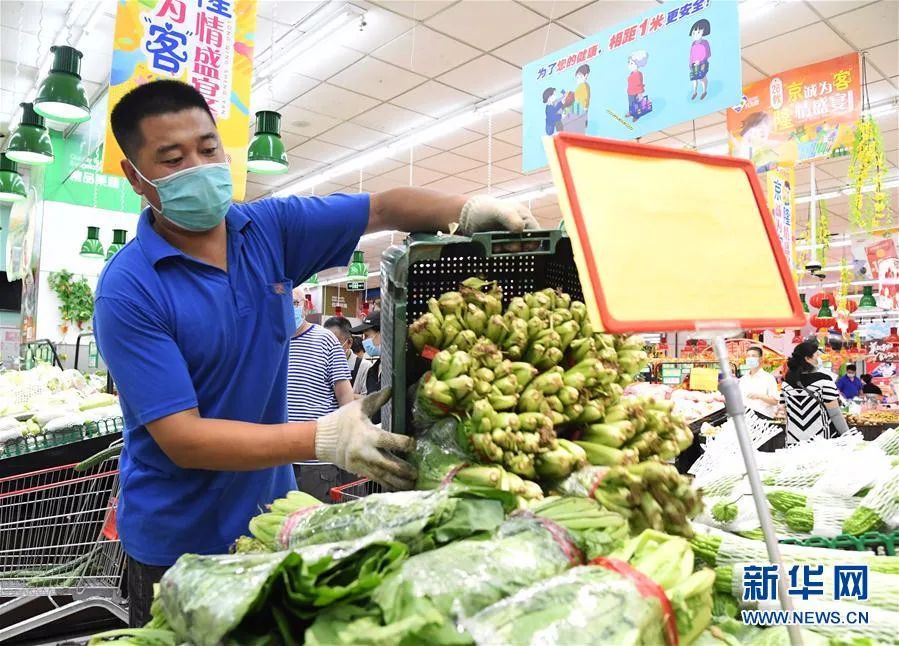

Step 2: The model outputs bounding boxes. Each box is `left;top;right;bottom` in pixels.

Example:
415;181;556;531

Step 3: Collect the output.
1;0;898;276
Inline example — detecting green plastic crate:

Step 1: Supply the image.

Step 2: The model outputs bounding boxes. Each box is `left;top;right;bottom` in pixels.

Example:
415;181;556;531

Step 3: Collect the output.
779;531;898;556
380;229;582;435
0;416;125;460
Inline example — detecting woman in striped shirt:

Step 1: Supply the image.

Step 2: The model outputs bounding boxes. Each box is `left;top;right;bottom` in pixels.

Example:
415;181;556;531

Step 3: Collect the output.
779;340;850;445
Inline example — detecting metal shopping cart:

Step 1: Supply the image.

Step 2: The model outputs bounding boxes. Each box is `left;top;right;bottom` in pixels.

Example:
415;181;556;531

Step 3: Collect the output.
329;478;383;503
0;440;126;642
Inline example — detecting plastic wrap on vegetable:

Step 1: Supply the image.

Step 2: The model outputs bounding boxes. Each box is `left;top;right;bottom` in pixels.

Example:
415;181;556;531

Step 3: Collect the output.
305;516;582;645
464;529;715;646
250;488;504;556
158;534;407;646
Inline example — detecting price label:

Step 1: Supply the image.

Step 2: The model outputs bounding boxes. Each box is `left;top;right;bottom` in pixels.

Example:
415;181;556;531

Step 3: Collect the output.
347;281;366;291
689;367;720;392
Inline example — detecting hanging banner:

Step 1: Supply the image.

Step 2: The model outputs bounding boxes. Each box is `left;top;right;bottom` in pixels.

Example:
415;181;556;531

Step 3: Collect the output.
766;164;795;266
101;0;257;200
521;0;741;172
727;54;861;174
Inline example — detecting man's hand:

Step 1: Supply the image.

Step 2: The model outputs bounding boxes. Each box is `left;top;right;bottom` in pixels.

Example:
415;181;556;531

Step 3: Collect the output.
315;388;416;490
457;196;540;236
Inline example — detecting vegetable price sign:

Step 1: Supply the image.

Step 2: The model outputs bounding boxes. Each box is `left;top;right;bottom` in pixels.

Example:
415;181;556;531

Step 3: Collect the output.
521;0;741;171
347;281;366;291
102;0;257;200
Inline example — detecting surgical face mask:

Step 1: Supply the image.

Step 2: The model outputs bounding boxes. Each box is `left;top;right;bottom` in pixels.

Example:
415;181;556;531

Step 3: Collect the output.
363;337;380;357
745;356;760;369
131;161;233;231
293;306;304;327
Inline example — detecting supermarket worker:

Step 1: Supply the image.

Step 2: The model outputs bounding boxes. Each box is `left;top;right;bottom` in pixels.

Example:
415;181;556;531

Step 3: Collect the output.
93;79;538;626
738;346;779;420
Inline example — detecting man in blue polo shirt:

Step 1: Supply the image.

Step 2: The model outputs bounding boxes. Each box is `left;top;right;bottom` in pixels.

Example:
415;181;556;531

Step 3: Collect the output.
93;80;538;626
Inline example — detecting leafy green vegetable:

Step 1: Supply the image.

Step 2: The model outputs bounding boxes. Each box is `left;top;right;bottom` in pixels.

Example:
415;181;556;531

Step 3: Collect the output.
159;535;407;646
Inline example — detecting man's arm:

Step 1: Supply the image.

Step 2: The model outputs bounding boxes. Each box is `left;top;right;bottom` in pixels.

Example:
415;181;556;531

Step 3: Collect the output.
368;187;537;236
147;410;316;470
333;379;355;407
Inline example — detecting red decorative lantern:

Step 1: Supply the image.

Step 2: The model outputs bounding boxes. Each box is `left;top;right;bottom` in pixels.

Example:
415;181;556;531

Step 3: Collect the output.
335;305;343;317
809;292;837;309
809;298;835;330
360;301;370;318
845;299;858;313
791;330;803;344
845;318;859;333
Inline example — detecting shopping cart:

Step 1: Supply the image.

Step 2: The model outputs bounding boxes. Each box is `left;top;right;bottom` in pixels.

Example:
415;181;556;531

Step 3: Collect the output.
329;478;383;503
0;440;126;642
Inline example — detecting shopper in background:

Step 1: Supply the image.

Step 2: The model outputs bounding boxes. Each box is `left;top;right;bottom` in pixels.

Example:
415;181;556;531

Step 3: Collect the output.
738;346;778;420
780;340;851;445
835;364;864;400
861;373;883;397
287;289;354;422
351;336;366;361
351;312;383;407
324;315;371;395
93;79;537;625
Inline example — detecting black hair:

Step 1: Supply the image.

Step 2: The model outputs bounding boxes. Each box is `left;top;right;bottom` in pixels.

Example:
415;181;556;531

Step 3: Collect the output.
691;18;711;37
110;80;215;160
845;363;857;372
784;180;791;190
784;340;819;387
576;64;590;77
324;316;352;342
542;87;556;103
747;346;764;357
861;373;873;384
740;111;771;137
351;336;365;355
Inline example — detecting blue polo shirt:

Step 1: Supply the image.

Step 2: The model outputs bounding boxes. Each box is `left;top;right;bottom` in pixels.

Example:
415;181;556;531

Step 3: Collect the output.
93;194;369;565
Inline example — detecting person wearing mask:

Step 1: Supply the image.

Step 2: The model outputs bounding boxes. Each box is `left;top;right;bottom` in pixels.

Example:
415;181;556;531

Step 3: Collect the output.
861;374;883;397
287;290;354;422
350;312;382;409
738;346;778;420
780;340;851;445
324;316;371;395
92;79;538;625
835;364;864;400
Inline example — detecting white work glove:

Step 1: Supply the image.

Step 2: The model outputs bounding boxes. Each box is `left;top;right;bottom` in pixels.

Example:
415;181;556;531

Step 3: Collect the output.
315;388;417;491
458;195;540;236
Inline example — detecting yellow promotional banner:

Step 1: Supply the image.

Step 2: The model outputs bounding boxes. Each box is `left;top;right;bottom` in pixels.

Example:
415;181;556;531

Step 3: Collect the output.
689;367;720;392
766;164;796;269
102;0;257;201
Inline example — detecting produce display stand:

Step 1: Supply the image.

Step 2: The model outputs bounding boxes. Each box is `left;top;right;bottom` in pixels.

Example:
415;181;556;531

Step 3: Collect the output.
73;331;114;395
546;133;807;645
19;340;62;370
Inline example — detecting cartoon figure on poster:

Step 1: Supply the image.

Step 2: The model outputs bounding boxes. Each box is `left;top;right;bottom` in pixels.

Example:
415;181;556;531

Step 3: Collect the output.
625;51;652;121
734;112;778;173
689;19;711;100
878;257;899;310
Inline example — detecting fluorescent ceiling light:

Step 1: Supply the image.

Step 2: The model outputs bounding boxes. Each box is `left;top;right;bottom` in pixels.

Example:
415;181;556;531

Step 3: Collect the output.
863;102;898;118
739;0;781;23
798;280;878;290
253;3;365;88
795;240;852;251
794;178;899;204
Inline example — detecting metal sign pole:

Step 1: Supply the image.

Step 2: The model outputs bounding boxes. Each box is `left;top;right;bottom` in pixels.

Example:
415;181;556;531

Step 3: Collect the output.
713;336;803;646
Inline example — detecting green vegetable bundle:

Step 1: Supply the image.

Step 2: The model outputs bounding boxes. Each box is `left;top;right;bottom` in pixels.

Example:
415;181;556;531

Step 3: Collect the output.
555;462;703;538
842;462;899;535
305;515;584;645
690;525;899;574
463;530;715;646
158;535;408;646
247;487;505;555
574;396;694;467
409;279;652;497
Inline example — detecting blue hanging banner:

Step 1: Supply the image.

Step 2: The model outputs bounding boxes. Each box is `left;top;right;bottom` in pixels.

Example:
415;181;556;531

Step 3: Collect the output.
521;0;742;171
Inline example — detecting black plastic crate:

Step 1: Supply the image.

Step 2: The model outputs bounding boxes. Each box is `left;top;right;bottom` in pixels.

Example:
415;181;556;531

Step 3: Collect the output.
380;230;581;435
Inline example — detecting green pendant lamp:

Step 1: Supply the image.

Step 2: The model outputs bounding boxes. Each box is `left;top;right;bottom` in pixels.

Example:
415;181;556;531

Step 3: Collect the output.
858;285;878;309
817;298;834;318
33;45;90;123
247;110;288;174
304;273;319;285
799;293;809;313
347;250;368;279
105;229;127;261
0;154;27;203
5;103;54;165
80;226;104;258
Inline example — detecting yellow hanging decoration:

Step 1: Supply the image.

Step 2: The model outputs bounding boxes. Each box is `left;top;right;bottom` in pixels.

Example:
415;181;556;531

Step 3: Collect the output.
817;200;831;265
794;228;810;284
838;258;851;310
848;115;891;232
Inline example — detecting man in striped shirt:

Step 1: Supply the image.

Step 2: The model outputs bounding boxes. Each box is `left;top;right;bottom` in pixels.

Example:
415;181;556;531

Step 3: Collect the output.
287;290;354;422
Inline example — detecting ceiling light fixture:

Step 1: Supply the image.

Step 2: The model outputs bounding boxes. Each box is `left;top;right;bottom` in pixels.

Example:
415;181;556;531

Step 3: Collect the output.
0;154;28;203
247;110;289;174
33;45;90;123
794;178;899;204
252;3;365;88
4;103;55;165
272;88;522;197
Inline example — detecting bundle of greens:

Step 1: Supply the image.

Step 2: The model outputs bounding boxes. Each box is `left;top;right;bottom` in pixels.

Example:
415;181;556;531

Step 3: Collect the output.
691;525;899;574
463;530;715;646
842;461;899;535
158;535;408;646
87;628;179;645
246;487;506;555
555;463;703;538
305;515;584;645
